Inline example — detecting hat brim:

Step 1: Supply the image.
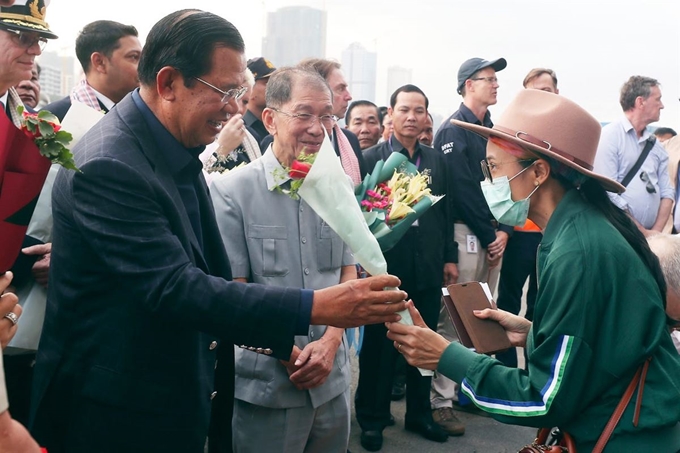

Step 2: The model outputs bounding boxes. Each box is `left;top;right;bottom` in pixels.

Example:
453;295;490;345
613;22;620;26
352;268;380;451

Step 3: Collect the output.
484;57;507;73
450;119;625;193
0;20;58;39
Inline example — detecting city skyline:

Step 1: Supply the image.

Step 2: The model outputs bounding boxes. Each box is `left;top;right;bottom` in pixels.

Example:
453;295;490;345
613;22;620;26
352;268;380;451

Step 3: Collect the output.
42;0;679;129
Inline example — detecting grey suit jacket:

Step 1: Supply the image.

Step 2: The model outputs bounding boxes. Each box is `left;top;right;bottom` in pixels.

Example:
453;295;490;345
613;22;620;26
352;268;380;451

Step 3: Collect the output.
31;92;306;453
210;152;352;410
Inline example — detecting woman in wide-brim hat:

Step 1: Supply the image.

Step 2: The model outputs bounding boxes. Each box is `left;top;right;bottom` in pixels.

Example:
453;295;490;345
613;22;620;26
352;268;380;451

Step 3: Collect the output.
386;89;680;452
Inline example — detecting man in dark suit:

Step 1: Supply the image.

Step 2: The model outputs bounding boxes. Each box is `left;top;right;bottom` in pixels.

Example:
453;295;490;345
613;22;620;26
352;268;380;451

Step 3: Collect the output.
355;85;458;451
29;10;406;453
45;20;141;121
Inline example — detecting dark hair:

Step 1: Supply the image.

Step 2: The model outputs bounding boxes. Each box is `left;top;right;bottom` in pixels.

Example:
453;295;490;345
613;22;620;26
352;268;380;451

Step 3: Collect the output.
345;100;381;125
297;58;341;81
619;76;659;111
137;10;245;87
578;179;667;304
265;67;330;109
378;106;388;118
389;84;429;109
76;20;138;73
655;127;677;137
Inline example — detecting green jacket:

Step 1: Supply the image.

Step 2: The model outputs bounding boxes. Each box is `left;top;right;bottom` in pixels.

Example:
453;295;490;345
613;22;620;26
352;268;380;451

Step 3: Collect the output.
439;189;680;452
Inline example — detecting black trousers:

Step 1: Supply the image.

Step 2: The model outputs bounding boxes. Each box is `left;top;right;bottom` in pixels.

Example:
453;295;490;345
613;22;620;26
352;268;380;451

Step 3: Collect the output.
495;231;541;367
355;286;440;431
3;350;36;426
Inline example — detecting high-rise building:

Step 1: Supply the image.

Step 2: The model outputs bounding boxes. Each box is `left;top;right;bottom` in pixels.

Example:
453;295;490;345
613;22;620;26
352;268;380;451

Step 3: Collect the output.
341;42;377;103
386;66;412;100
38;51;76;104
262;6;327;67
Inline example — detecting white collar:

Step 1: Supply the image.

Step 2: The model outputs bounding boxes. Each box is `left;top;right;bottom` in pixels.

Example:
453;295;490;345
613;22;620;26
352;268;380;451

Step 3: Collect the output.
89;86;116;111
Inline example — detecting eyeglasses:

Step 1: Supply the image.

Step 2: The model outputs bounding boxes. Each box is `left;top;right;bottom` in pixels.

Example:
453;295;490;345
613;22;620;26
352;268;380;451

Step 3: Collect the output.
639;171;656;194
193;77;247;103
4;28;47;51
272;108;338;129
471;76;498;84
481;159;534;184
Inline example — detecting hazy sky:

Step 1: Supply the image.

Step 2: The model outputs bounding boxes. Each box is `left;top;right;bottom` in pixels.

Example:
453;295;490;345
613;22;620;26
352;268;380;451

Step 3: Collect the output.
45;0;679;128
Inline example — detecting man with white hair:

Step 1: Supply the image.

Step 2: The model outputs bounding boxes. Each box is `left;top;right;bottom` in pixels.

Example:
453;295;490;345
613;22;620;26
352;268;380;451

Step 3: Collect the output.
646;233;680;353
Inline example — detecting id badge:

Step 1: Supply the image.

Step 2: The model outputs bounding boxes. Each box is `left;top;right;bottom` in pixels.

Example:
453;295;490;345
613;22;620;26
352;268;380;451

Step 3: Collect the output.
466;234;478;254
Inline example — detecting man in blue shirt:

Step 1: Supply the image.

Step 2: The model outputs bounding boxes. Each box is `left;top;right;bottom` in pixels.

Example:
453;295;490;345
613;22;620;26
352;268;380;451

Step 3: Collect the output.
594;75;673;235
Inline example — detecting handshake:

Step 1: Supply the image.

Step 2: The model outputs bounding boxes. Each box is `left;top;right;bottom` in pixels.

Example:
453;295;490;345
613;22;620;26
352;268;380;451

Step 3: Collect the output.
310;274;407;328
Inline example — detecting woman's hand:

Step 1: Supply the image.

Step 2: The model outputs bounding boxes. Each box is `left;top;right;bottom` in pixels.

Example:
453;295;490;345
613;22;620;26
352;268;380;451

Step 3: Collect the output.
0;273;21;350
215;114;245;154
474;308;531;347
386;301;450;370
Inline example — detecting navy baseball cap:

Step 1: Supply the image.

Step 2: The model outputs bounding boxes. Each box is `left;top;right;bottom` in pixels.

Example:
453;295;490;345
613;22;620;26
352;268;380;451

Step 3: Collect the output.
247;57;276;80
457;57;507;94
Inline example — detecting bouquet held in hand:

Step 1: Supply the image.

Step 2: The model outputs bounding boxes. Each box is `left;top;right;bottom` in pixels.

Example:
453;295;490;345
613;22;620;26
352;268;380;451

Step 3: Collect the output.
0;105;76;273
356;152;443;252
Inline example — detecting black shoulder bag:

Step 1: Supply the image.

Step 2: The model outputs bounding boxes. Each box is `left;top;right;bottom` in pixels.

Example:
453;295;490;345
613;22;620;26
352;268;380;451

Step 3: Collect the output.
621;136;657;188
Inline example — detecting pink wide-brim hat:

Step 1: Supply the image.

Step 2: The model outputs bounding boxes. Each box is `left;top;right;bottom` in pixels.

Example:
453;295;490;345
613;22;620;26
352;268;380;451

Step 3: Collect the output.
452;89;624;193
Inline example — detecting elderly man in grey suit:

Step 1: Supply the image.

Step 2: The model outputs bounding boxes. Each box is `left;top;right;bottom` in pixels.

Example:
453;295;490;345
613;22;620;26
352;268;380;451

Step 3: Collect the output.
211;67;353;452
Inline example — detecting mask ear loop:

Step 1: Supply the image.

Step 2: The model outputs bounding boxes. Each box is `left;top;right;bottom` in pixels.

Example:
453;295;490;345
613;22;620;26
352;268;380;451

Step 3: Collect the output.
508;160;537;182
524;183;540;199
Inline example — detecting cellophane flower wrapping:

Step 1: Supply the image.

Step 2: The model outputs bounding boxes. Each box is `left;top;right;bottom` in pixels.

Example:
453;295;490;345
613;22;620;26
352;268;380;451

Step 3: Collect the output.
355;152;444;252
296;134;416;323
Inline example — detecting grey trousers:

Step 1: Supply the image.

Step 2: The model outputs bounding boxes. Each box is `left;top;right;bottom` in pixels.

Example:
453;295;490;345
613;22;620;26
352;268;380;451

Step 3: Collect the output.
431;223;500;409
232;387;351;453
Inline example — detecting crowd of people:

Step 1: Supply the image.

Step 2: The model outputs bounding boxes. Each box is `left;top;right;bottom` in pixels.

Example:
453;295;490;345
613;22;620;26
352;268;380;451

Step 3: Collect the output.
1;1;679;453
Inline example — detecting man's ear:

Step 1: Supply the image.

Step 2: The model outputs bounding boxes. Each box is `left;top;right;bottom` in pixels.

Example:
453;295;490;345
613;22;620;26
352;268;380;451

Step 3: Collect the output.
262;107;276;135
90;52;107;74
156;66;180;101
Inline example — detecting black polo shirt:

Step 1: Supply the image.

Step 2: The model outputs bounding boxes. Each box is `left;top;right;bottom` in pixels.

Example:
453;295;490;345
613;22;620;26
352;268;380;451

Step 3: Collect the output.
243;109;267;144
363;136;457;291
433;102;513;248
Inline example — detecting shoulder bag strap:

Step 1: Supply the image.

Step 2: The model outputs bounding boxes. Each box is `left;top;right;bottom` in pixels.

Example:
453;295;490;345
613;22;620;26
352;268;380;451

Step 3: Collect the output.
621;137;656;187
591;357;652;453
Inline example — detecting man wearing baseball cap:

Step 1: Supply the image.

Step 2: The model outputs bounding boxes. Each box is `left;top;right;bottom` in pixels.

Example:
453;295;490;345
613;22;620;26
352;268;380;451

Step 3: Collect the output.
430;56;508;436
244;56;276;143
0;0;56;123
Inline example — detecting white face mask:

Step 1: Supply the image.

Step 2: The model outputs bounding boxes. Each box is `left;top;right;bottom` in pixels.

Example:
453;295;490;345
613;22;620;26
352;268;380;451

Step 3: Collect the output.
480;162;539;227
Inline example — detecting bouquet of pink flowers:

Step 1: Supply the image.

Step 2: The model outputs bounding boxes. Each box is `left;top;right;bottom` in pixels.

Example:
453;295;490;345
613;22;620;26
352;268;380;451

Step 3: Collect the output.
356;153;443;251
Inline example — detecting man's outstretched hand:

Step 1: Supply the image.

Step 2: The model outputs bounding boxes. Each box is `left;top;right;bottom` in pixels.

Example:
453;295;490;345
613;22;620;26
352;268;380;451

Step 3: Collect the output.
311;274;407;328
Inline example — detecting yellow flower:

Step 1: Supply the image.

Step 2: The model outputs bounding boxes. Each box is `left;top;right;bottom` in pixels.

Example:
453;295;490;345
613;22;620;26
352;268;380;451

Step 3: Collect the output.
389;200;414;221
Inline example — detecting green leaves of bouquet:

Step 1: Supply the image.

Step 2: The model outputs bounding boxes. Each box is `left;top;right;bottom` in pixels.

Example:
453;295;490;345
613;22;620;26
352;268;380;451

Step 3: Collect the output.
17;106;79;172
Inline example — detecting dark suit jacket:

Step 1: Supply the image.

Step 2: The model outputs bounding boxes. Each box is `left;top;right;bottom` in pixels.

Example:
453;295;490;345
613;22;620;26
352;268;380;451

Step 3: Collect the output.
30;94;304;453
43;96;109;122
259;128;368;179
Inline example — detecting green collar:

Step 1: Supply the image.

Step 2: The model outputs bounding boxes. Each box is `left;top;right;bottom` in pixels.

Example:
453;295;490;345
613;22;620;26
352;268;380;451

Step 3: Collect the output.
540;189;589;246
